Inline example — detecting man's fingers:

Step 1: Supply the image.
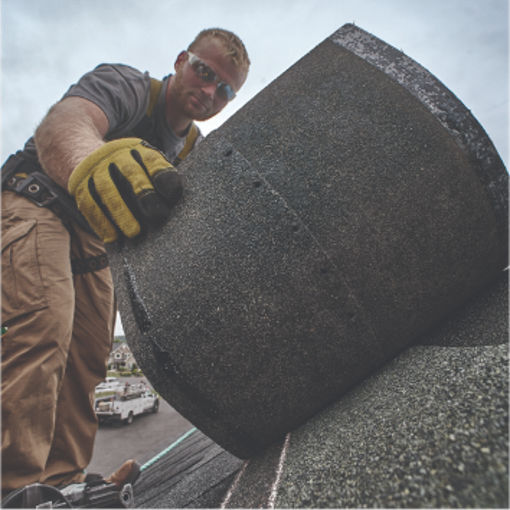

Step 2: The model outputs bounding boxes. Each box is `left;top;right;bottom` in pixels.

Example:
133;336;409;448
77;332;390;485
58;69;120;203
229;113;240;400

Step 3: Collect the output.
138;189;172;223
151;169;183;203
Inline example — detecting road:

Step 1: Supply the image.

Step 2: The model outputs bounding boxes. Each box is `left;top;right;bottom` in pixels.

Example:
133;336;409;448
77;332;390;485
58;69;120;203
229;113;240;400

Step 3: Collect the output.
88;377;193;477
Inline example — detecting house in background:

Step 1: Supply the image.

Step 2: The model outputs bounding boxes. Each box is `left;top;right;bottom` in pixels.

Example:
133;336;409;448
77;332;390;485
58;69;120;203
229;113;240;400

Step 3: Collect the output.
108;342;137;371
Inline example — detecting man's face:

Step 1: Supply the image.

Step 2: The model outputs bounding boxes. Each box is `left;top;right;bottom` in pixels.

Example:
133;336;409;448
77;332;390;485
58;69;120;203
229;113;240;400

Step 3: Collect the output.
170;37;246;122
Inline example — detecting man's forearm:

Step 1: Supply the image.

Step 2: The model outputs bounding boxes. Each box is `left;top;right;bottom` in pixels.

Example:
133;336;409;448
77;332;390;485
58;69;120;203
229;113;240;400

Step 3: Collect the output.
34;97;108;189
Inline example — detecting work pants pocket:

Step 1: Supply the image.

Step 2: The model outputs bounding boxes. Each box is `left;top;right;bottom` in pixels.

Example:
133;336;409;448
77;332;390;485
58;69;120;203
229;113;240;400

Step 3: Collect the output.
1;219;48;325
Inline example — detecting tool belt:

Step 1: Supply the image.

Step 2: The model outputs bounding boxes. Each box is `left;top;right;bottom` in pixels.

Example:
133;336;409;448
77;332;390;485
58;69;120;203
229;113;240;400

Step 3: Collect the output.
2;152;110;275
2;152;97;234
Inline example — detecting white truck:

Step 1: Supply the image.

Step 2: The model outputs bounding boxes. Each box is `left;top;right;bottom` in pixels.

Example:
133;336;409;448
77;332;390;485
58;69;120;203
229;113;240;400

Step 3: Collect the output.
95;383;159;426
95;377;121;394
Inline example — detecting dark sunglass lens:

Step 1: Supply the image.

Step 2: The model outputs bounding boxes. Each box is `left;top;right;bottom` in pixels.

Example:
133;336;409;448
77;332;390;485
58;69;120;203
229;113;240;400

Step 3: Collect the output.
216;85;229;102
218;84;236;102
224;85;236;101
195;63;216;83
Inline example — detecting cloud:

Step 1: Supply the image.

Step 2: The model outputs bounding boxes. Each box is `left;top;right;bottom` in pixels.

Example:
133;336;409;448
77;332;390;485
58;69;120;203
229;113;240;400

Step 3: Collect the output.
2;0;507;165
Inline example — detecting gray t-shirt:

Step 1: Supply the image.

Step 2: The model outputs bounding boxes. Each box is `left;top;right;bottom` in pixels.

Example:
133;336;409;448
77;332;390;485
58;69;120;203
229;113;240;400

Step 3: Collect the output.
24;63;201;164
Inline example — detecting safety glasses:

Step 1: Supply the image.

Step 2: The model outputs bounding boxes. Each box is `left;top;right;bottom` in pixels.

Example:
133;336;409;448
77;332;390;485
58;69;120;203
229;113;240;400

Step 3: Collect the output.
187;52;236;102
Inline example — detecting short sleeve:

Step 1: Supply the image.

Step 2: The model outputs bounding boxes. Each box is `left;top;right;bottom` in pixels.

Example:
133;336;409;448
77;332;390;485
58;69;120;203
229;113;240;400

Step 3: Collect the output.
62;64;152;138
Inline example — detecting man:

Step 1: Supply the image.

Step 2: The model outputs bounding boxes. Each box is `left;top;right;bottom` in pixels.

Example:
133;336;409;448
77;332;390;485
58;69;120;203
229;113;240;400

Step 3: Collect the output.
1;28;250;500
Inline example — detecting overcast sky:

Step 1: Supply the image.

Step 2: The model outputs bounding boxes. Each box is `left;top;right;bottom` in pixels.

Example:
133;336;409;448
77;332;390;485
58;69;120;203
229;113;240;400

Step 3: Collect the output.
1;0;508;335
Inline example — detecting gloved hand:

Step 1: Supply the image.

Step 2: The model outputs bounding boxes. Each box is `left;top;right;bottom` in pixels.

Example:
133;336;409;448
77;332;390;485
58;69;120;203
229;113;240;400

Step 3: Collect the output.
68;138;183;243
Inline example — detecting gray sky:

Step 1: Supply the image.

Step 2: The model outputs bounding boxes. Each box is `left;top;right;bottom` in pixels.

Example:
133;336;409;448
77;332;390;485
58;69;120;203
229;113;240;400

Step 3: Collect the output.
1;0;508;335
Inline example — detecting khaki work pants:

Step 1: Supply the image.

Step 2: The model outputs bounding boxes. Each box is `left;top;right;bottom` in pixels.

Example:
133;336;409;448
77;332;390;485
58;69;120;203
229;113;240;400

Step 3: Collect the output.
1;191;115;495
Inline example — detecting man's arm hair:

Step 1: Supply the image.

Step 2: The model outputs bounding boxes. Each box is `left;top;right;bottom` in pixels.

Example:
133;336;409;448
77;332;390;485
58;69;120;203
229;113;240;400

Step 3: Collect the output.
34;97;109;189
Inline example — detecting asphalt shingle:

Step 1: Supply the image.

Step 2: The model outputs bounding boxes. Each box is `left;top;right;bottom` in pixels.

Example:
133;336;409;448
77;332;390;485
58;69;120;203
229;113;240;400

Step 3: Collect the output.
138;274;508;508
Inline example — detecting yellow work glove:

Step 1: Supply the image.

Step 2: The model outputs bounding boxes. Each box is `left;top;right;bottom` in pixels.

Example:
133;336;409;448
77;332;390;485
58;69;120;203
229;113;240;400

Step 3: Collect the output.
68;138;183;243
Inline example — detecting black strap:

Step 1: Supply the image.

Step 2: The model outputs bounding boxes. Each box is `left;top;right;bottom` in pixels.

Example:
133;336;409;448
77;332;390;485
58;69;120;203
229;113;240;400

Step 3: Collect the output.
3;173;58;208
71;254;109;275
2;152;42;187
2;154;110;276
2;153;97;237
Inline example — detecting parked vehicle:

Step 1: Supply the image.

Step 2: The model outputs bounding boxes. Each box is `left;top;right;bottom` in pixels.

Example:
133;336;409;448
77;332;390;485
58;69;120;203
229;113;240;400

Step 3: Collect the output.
95;383;159;425
95;377;120;393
